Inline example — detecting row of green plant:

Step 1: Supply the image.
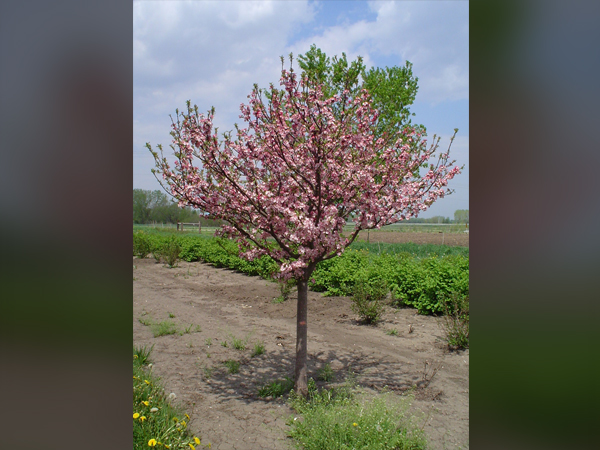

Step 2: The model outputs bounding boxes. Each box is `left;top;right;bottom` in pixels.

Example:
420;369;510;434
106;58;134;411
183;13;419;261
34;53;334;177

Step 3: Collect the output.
133;345;209;449
312;249;468;315
133;231;468;316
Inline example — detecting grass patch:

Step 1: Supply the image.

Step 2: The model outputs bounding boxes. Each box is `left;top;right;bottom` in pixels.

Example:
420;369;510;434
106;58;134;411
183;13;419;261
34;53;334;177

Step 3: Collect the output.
251;341;265;357
258;377;294;398
133;346;208;449
151;321;179;337
317;363;334;382
223;360;240;374
133;344;154;365
231;336;247;350
386;328;399;336
288;379;426;450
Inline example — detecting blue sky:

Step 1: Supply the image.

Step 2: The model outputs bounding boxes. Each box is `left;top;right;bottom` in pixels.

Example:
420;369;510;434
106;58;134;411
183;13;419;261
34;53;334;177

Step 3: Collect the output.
134;0;468;219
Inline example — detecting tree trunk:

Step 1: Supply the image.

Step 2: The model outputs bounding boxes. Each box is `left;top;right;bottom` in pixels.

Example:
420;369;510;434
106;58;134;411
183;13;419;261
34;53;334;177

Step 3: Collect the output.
294;278;309;397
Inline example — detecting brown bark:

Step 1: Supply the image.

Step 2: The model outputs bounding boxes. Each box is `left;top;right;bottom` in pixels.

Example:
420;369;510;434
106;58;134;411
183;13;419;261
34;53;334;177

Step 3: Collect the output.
294;264;316;397
294;278;309;396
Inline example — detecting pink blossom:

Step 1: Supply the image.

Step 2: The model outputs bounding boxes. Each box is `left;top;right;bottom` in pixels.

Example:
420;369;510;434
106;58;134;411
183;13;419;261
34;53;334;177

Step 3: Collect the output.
148;69;461;279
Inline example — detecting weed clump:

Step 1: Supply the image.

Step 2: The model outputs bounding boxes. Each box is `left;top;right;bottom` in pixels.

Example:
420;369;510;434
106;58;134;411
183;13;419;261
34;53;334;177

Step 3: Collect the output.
350;278;388;324
288;379;426;450
439;293;469;350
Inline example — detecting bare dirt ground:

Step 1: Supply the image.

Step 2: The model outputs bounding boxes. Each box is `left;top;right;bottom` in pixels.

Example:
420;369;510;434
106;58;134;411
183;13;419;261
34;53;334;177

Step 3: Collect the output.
133;234;469;450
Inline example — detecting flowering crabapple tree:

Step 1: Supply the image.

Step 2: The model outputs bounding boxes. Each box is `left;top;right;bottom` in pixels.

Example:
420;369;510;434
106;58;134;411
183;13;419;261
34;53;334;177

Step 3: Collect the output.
147;64;462;396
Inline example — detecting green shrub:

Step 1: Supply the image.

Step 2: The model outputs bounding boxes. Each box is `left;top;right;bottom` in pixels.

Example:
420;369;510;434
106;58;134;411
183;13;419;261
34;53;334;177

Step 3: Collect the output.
439;292;469;350
350;277;388;324
161;236;181;268
134;230;469;317
133;232;153;258
389;254;469;315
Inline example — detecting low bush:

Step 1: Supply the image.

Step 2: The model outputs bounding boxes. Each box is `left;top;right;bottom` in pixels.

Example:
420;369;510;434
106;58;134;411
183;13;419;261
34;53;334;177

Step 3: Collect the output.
133;231;153;258
439;292;469;350
350;277;388;324
134;230;469;316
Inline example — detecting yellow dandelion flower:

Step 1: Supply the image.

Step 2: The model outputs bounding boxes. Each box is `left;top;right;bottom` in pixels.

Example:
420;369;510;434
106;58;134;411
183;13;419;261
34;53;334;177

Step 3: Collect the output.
164;446;170;449
134;354;138;359
352;423;358;427
194;437;201;445
181;420;187;427
140;416;147;422
133;413;140;419
144;380;151;385
148;438;157;447
185;413;190;420
142;401;150;406
188;444;195;450
173;417;179;423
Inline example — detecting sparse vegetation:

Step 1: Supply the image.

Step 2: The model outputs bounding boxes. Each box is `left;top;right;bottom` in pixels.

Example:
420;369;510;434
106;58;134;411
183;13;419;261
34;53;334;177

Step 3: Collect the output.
133;345;208;449
251;341;265;357
231;336;247;350
350;278;388;324
223;360;240;374
439;293;469;350
287;379;426;450
258;377;294;398
317;363;334;382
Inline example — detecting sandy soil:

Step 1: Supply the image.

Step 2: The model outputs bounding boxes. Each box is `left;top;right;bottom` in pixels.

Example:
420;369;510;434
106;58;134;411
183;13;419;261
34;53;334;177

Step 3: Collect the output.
133;235;469;450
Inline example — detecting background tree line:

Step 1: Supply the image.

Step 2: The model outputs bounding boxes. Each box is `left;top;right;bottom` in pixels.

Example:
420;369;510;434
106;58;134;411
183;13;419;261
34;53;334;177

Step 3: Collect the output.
133;189;223;226
403;210;469;224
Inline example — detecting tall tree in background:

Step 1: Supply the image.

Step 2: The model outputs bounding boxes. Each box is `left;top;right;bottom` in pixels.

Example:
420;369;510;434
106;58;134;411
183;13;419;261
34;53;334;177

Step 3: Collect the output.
297;44;423;146
147;58;461;396
454;209;469;223
133;188;199;224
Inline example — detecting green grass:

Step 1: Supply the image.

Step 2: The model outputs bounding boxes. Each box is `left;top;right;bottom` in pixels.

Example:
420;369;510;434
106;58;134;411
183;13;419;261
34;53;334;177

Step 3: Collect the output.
151;321;179;337
251;341;265;357
317;363;334;382
133;346;207;449
223;360;240;374
288;379;426;450
133;344;154;365
386;328;399;336
258;377;294;398
231;336;247;350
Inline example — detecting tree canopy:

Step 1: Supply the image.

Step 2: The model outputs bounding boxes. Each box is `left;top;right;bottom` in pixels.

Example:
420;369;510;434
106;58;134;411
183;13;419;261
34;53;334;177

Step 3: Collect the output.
147;54;461;396
297;44;422;145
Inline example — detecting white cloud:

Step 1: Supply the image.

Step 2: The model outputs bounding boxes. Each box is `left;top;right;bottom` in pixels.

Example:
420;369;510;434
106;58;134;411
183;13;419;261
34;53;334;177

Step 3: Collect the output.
134;0;468;210
289;1;468;103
